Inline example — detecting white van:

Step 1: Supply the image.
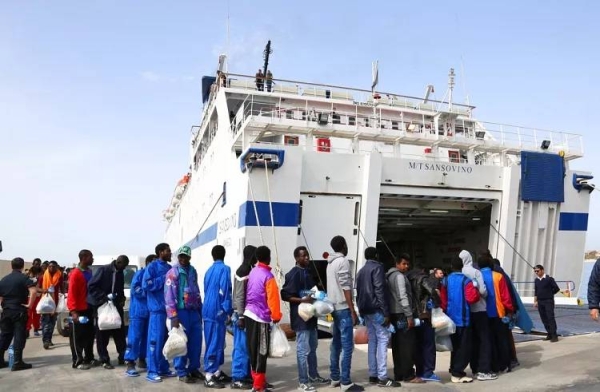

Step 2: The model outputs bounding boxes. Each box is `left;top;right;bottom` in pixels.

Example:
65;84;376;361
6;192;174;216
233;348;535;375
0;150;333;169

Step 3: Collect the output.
56;255;146;337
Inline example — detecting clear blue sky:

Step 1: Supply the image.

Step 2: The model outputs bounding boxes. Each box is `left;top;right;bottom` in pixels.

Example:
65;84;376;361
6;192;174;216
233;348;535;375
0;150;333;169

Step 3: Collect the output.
1;1;598;264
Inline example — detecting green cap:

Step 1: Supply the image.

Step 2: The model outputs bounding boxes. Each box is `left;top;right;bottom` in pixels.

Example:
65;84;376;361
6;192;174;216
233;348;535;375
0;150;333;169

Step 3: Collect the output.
177;245;192;258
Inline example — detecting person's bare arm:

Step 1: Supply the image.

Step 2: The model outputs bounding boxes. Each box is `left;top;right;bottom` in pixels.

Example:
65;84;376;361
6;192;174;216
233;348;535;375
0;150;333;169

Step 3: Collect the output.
24;286;37;308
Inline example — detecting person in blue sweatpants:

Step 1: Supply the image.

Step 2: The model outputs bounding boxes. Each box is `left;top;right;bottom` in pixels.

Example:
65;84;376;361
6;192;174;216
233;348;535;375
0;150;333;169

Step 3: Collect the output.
165;245;204;384
203;245;234;388
124;254;155;377
142;243;176;383
230;245;257;389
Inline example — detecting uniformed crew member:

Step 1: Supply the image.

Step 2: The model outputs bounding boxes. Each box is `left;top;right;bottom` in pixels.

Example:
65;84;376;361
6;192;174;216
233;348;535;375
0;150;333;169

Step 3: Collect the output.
0;257;38;371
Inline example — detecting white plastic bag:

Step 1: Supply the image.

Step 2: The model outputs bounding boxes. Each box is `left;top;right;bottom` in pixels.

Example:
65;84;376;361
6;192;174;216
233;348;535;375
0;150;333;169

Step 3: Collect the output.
163;326;188;360
435;334;453;352
313;300;334;316
431;307;453;330
55;294;67;313
435;317;456;336
97;301;122;330
298;303;316;321
269;324;291;358
36;293;56;314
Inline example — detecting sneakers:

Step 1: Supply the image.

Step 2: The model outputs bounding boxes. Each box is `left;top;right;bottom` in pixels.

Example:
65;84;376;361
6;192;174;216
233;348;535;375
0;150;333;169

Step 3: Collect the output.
77;363;91;370
102;362;115;370
125;363;139;377
451;376;473;383
205;378;226;389
179;375;197;384
330;380;341;388
159;370;177;378
88;359;102;367
510;360;520;368
377;378;401;387
146;374;163;383
340;384;365;392
34;330;41;337
309;376;330;385
216;371;233;383
477;373;498;381
550;336;559;343
421;373;441;382
298;384;316;392
231;380;254;390
138;358;148;369
43;341;50;350
368;377;378;384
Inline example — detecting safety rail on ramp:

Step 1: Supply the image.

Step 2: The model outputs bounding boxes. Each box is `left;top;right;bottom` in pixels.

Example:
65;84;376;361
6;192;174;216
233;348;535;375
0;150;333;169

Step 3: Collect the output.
513;280;582;306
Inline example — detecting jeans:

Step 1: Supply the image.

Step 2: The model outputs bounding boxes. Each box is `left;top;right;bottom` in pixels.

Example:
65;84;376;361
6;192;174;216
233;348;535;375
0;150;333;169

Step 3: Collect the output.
296;329;319;384
364;313;390;380
41;314;57;343
414;318;436;377
330;308;354;385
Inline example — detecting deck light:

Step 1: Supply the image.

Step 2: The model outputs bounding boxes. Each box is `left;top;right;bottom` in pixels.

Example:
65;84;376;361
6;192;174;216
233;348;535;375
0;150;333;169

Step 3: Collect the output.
541;140;551;150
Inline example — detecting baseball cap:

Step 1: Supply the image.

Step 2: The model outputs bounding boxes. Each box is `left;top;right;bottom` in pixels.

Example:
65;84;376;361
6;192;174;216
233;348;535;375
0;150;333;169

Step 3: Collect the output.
177;245;192;257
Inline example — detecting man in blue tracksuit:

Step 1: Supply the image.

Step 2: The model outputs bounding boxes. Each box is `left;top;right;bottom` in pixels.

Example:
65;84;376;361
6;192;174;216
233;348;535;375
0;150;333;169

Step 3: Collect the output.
165;246;204;384
203;245;234;388
124;254;155;377
143;243;176;383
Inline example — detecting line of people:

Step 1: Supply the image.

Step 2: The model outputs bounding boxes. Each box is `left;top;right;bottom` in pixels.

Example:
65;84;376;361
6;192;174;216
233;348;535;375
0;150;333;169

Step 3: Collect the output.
1;238;531;389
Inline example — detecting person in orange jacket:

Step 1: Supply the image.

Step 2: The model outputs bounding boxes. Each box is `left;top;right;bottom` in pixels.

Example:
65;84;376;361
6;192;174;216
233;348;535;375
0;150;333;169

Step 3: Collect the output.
243;246;282;392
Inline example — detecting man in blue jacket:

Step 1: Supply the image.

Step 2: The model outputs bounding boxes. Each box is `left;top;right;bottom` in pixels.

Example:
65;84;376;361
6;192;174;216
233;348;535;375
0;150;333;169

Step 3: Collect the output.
356;247;397;387
203;245;234;388
588;258;600;322
143;243;176;383
281;246;330;392
124;254;155;377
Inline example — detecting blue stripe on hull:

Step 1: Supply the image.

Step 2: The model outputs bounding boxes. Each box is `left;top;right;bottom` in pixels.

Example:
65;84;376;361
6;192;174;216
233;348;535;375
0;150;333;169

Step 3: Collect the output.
558;212;589;231
184;201;300;251
238;201;299;228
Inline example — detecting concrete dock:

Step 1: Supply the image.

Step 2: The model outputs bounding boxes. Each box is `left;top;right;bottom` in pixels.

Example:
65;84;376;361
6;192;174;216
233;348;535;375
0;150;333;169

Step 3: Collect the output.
2;330;600;392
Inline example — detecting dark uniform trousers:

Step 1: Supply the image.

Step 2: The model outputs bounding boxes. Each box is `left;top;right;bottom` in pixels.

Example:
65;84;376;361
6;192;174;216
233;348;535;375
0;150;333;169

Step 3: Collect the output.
0;309;29;362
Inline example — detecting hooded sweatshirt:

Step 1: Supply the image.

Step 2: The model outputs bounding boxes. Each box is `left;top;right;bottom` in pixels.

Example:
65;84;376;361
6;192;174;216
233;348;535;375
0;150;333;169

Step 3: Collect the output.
326;252;354;311
460;250;487;313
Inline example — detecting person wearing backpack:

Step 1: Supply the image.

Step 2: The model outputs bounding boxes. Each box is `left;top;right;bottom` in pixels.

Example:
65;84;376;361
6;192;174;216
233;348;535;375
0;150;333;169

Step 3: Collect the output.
439;256;481;383
406;263;441;383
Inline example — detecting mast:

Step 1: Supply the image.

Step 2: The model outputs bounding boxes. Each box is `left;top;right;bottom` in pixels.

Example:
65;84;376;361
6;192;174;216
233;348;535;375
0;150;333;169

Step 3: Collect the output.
263;40;272;75
448;68;456;111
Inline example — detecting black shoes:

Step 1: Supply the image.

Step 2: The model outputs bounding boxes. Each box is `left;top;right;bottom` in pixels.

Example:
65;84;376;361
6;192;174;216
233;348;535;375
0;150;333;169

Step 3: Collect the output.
231;380;254;390
369;377;378;384
205;378;226;389
216;372;233;383
179;375;197;384
190;370;206;381
12;361;33;371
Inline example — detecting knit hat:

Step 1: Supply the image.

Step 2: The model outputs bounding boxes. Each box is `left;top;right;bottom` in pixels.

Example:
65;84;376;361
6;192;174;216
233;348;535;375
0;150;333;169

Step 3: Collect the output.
177;245;192;257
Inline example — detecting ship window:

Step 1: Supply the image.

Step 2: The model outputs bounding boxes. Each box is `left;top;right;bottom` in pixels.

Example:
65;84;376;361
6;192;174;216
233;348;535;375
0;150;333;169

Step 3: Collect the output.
349;116;356;126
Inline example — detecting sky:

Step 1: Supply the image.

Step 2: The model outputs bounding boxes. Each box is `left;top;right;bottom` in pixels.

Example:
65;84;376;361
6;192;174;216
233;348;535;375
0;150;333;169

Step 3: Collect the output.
1;1;599;264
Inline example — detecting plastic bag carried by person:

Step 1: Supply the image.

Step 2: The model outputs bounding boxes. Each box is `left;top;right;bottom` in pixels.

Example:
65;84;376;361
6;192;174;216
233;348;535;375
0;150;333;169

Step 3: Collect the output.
435;333;453;352
36;293;56;314
298;303;316;321
431;307;453;330
163;326;188;360
55;294;67;313
313;300;334;316
97;301;122;330
434;317;456;336
269;324;291;358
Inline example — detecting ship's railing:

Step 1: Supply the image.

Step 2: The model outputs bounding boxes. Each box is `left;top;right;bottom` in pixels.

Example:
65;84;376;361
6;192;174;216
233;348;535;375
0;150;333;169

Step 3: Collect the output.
226;73;475;115
233;101;583;161
512;280;576;298
476;121;584;157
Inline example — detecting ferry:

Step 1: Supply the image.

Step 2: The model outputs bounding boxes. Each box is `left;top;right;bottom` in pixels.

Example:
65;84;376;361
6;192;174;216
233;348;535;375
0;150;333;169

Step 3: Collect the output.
163;45;594;315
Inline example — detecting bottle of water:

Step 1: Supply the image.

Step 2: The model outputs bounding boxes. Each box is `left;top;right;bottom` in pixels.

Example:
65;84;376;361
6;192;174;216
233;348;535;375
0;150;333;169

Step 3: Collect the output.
67;316;89;324
394;318;422;331
8;345;14;368
387;324;396;334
